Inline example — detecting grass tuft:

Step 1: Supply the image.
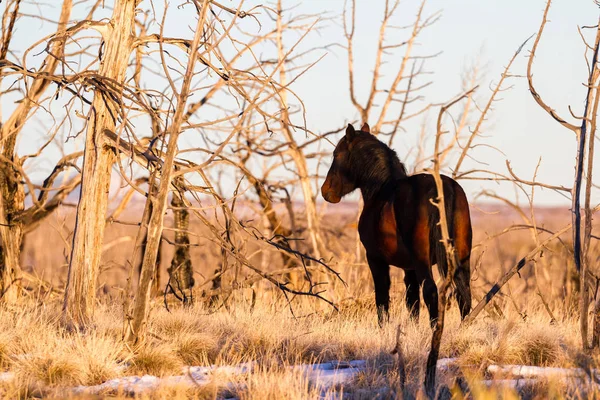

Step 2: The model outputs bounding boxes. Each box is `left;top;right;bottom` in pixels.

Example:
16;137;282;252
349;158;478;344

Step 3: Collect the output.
129;343;183;377
16;354;84;387
174;331;219;366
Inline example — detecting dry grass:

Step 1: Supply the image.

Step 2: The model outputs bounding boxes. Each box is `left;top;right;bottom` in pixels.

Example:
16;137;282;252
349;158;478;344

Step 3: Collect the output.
226;366;330;400
4;204;599;398
128;344;183;377
0;294;591;399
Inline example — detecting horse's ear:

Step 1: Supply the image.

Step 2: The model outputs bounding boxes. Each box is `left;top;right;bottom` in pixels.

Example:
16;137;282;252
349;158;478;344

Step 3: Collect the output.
361;122;370;134
345;123;357;141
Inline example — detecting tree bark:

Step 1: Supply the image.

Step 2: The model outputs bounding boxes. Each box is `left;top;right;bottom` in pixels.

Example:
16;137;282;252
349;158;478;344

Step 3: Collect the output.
63;0;138;329
168;176;194;300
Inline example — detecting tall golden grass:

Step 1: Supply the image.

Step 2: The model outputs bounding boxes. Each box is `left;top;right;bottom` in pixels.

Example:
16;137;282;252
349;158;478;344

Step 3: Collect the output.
6;203;599;398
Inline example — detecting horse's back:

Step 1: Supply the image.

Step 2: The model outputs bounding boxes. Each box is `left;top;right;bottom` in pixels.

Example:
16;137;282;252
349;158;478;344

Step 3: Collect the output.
359;173;472;268
392;174;472;264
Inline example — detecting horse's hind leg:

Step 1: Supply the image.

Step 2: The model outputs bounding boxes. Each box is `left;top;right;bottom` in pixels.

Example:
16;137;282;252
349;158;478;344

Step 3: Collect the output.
454;257;472;320
452;182;473;320
416;267;438;327
404;270;420;319
367;254;391;326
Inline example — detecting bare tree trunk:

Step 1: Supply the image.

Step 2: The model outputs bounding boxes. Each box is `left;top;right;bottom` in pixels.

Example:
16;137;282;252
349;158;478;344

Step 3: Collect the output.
0;0;72;302
0;189;23;302
585;24;600;348
123;177;156;337
576;103;590;350
139;225;162;296
168;175;194;301
526;0;600;351
125;1;208;344
63;0;137;329
576;21;600;350
129;179;162;298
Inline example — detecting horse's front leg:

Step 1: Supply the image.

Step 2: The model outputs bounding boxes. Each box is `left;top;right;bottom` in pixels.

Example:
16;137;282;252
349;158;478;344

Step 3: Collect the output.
367;254;391;327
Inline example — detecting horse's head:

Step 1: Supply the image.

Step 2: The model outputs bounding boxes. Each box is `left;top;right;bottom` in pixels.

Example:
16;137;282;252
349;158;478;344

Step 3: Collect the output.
321;122;371;203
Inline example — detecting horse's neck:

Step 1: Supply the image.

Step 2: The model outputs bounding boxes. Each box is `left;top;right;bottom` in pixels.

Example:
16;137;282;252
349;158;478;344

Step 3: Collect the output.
359;177;399;205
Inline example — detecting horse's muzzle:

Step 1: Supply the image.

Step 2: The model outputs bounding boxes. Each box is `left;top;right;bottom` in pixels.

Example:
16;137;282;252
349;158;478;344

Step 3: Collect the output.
321;183;341;203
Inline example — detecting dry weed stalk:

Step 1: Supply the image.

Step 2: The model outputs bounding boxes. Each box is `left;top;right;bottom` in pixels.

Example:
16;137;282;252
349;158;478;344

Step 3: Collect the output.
423;88;476;398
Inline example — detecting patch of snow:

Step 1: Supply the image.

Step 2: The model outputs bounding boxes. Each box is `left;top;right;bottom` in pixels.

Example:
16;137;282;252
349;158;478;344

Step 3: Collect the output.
481;378;543;390
72;362;256;395
73;375;163;395
437;358;458;371
10;357;599;396
292;360;367;388
487;364;600;380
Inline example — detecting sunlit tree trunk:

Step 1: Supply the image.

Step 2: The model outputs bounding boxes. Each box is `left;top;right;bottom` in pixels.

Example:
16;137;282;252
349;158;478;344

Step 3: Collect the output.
63;0;138;329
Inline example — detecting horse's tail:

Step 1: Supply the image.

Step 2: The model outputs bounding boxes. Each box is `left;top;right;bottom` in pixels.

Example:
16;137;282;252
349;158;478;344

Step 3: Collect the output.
429;178;472;318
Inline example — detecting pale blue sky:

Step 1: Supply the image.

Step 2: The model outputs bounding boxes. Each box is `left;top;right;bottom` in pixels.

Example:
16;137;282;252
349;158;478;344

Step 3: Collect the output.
3;0;599;207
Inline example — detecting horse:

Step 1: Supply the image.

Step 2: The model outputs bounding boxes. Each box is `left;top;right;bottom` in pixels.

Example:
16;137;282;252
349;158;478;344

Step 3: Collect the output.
321;123;472;326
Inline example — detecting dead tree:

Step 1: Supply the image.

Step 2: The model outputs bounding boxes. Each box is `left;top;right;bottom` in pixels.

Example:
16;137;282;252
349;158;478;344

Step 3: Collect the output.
526;0;600;350
0;0;77;302
63;0;139;329
193;3;337;292
343;0;438;132
125;0;210;344
581;20;600;350
92;0;344;333
456;3;600;345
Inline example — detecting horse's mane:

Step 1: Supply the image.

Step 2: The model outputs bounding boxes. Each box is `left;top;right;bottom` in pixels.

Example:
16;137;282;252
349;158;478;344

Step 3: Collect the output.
347;133;408;200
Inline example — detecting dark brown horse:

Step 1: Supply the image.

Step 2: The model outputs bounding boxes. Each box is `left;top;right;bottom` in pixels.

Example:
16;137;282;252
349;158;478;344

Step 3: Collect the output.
321;123;472;326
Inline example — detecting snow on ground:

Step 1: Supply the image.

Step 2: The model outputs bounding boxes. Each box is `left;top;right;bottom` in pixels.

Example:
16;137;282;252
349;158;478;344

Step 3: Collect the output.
292;360;367;389
73;363;255;395
71;360;368;395
2;357;599;396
